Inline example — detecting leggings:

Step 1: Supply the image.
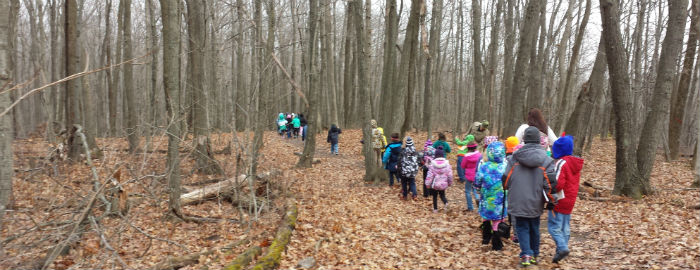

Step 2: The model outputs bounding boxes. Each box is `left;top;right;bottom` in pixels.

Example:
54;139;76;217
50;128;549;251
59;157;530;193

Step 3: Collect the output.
431;189;447;210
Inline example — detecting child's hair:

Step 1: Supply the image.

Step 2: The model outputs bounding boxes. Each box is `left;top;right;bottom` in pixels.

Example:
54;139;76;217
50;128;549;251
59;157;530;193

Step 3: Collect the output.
391;133;400;140
468;145;478;151
527;108;548;134
438;132;446;141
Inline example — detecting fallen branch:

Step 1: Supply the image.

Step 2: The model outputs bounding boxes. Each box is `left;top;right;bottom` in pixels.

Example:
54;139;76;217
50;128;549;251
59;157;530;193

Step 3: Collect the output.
251;202;298;270
152;238;251;270
224;245;262;270
271;53;309;108
180;170;280;206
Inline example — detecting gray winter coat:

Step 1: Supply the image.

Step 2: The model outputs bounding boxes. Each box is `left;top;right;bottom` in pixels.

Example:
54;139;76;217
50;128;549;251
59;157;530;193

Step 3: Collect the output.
503;143;557;218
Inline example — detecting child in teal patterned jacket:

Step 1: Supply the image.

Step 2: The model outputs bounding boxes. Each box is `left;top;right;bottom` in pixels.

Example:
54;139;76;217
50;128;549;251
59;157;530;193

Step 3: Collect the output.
474;141;507;251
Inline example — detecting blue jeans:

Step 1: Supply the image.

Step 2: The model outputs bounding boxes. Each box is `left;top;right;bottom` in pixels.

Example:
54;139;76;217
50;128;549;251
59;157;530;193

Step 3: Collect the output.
515;216;541;258
388;171;398;186
548;210;571;253
456;156;466;181
465;181;480;210
401;177;417;197
302;125;307;141
330;143;338;154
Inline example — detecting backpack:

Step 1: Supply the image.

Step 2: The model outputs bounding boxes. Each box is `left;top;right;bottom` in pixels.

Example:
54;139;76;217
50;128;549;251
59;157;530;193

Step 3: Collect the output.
423;146;436;165
398;151;419;178
387;146;402;172
430;171;450;191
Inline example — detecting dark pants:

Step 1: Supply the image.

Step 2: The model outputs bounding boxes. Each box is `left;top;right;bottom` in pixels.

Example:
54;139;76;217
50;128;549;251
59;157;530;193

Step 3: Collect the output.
422;167;431;197
388;171;398;186
431;189;447;210
515;216;541;258
293;127;300;138
400;177;417;198
301;125;307;141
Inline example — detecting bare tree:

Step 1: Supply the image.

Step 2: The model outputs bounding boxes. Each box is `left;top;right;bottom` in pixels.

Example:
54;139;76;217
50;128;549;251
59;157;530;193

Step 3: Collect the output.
471;0;485;121
378;0;398;126
0;0;15;212
669;0;699;160
297;0;319;168
121;0;139;153
423;0;442;138
186;0;223;175
160;0;183;216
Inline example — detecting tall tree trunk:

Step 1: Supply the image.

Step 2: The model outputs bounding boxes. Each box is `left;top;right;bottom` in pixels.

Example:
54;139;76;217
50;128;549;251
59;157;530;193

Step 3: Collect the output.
65;0;88;159
564;36;606;155
161;0;182;216
423;0;442;138
297;0;319;168
471;0;486;121
8;0;21;139
636;0;688;186
669;0;699;160
186;0;223;175
122;0;139;153
556;0;591;131
485;0;503;124
342;3;354;128
400;0;425;136
48;0;59;140
499;0;515;136
504;0;541;136
235;0;246;131
379;0;398;126
147;0;159;138
0;0;15;212
250;0;275;176
111;0;124;136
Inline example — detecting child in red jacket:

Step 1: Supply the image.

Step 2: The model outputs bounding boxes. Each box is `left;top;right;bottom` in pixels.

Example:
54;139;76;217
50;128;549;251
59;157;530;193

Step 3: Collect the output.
548;136;584;264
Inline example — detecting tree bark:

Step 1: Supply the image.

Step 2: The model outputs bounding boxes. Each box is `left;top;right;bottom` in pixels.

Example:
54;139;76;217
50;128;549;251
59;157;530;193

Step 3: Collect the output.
397;0;424;137
423;0;442;138
471;0;485;121
669;0;699;160
499;0;515;136
160;0;183;216
0;0;15;211
504;0;541;136
186;0;223;175
379;0;398;127
636;0;688;185
121;0;139;153
564;36;606;155
557;0;591;131
297;0;319;168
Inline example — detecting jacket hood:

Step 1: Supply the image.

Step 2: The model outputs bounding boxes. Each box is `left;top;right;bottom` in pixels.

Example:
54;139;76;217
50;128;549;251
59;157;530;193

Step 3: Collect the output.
431;158;449;168
404;144;416;154
370;119;377;128
486;142;506;163
387;141;402;148
330;125;339;132
278;113;285;120
512;143;549;168
561;155;584;174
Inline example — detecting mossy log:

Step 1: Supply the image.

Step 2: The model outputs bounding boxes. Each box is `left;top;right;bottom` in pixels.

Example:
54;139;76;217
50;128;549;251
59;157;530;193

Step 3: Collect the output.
223;245;262;270
151;239;250;270
251;203;298;270
180;170;279;205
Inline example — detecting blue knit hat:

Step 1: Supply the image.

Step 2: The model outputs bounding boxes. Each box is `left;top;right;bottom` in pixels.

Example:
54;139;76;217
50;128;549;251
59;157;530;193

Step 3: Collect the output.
552;136;574;159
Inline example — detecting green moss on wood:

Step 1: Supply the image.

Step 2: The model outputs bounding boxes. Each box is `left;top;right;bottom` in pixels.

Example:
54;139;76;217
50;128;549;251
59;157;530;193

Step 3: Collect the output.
224;245;262;270
251;203;298;270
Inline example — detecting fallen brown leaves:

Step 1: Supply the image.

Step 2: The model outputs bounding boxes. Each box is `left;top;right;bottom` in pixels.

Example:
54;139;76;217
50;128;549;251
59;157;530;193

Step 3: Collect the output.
2;130;698;270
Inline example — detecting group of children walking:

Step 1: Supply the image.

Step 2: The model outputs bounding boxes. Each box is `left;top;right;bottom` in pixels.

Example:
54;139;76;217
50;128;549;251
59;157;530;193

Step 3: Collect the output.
277;113;307;140
372;107;584;267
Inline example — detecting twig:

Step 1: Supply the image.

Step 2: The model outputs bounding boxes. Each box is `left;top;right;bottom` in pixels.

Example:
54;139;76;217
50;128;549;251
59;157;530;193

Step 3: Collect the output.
118;212;190;252
271;53;309;108
88;216;130;269
0;51;153;118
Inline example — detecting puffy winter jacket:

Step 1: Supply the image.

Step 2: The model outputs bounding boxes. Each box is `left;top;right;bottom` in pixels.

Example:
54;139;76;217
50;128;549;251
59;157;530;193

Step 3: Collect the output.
455;135;474;156
460;151;482;182
552;155;584;215
398;145;419;178
292;117;301;128
383;141;403;171
425;158;453;191
327;125;342;144
474;142;507;221
503;143;556;218
432;140;451;154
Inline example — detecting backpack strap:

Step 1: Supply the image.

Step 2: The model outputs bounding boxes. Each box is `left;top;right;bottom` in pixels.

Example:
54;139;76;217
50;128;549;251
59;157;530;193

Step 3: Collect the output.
503;163;520;190
538;164;555;202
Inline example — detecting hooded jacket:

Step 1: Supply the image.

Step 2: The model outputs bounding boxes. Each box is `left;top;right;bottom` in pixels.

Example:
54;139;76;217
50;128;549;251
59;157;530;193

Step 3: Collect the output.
425;158;453;191
460;150;482;182
292;117;301;128
277;114;288;130
503;143;556;218
475;142;507;220
383;141;403;171
398;144;419;178
432;140;451;154
455;135;475;156
552;156;584;214
370;120;386;149
327;125;342;144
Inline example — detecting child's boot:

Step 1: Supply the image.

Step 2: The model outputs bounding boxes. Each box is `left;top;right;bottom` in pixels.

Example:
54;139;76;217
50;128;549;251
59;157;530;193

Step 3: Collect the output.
480;221;492;245
491;231;503;251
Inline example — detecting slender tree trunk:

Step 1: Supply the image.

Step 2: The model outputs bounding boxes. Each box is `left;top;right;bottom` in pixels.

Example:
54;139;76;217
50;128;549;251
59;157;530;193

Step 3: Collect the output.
379;0;398;126
235;0;246;131
636;0;688;186
564;36;606;155
400;0;425;136
186;0;223;175
669;0;699;160
297;0;319;168
504;0;541;135
423;0;442;138
342;4;354;128
121;0;138;153
9;0;21;139
111;0;124;136
147;0;159;138
499;0;515;136
0;0;15;212
160;0;182;216
471;0;485;121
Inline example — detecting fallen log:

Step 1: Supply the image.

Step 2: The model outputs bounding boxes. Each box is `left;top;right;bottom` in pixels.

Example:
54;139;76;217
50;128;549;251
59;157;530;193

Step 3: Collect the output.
224;245;262;270
180;170;280;206
251;202;298;270
152;238;251;270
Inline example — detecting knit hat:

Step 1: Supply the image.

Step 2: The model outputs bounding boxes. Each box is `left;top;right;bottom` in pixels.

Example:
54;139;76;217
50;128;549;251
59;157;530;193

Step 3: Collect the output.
434;146;445;158
424;139;433;147
505;136;520;153
524;126;541;144
391;133;400;141
483;136;499;147
405;136;414;147
552;135;574;159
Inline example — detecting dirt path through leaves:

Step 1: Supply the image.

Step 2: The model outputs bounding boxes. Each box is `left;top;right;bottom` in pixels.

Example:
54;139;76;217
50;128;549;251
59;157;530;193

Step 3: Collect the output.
272;130;699;269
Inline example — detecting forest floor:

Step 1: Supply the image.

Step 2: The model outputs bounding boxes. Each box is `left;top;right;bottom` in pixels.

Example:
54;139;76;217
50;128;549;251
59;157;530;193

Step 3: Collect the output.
1;129;699;269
